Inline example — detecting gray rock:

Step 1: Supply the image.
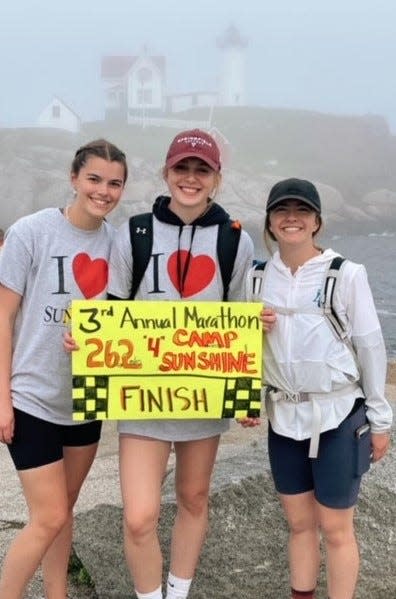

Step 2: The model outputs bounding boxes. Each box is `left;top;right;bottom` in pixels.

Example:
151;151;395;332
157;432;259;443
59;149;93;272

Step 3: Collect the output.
1;401;395;599
70;415;396;599
2;133;396;236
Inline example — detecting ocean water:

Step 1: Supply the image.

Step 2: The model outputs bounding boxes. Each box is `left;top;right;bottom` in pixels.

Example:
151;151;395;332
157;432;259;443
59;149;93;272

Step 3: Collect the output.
256;232;396;358
325;233;396;358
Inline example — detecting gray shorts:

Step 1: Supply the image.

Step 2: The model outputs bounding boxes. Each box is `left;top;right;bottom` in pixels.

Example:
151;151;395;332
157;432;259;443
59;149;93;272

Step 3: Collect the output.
268;399;371;509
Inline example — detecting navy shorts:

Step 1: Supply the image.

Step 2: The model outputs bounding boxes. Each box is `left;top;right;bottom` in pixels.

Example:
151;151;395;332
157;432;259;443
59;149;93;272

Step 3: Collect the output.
7;408;102;471
268;399;371;509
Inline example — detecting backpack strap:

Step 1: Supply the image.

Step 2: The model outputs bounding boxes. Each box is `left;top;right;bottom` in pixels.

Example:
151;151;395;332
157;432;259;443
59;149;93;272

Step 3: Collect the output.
253;260;267;270
216;220;242;301
128;212;153;300
322;256;359;365
322;256;347;340
250;260;267;300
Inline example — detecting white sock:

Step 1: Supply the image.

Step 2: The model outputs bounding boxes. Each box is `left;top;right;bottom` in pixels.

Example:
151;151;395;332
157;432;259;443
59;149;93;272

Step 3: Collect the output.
166;572;192;599
135;585;163;599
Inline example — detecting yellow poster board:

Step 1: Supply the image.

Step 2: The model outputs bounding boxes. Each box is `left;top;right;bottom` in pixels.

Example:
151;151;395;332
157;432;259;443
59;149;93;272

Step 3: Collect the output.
71;300;262;421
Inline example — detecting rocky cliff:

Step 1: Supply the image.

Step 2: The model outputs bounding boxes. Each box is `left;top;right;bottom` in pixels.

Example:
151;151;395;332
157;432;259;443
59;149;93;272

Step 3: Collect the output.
1;110;396;237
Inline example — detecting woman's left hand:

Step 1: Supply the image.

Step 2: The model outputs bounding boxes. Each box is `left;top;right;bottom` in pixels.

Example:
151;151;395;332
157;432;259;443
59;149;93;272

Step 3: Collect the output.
260;308;277;333
371;432;391;462
64;330;79;352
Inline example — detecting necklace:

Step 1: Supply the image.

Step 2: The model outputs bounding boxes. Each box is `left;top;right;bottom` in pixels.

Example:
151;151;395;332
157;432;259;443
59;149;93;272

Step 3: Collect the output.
63;204;103;230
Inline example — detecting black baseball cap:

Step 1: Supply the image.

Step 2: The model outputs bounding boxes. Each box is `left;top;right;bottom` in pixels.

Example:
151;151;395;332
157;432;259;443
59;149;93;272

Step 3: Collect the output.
266;178;321;213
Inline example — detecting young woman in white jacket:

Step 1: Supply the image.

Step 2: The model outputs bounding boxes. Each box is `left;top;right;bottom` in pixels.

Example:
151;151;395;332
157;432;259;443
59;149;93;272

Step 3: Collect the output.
244;178;392;599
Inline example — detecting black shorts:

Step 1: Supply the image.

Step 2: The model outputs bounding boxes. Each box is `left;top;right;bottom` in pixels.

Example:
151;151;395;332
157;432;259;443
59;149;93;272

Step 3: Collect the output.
7;408;102;471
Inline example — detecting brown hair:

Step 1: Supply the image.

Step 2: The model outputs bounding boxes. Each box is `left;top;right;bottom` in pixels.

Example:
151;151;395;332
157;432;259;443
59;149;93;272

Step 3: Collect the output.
71;139;128;182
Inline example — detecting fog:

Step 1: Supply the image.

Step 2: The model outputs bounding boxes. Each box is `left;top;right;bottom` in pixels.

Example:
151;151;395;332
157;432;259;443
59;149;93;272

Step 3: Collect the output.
1;0;395;131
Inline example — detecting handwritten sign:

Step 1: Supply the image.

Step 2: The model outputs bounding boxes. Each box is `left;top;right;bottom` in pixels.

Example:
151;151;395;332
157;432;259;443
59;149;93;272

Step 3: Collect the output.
71;300;262;421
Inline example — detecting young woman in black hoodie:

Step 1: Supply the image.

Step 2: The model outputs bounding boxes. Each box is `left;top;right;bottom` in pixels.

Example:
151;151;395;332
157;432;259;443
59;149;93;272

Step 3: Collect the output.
108;129;254;599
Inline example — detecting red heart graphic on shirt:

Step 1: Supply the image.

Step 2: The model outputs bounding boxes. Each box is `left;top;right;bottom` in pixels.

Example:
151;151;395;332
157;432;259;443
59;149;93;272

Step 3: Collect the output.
72;253;108;298
167;250;216;297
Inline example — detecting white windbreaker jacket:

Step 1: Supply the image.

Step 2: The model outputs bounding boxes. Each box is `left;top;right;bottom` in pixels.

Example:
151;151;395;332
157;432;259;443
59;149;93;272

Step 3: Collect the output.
246;248;392;454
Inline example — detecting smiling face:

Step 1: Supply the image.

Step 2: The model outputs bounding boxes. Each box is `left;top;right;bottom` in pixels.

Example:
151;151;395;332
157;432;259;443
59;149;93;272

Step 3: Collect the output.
164;157;221;222
268;199;321;249
70;156;125;227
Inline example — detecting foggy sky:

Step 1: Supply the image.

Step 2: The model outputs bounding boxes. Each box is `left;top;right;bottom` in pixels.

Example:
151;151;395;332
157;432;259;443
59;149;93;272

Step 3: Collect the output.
1;0;395;131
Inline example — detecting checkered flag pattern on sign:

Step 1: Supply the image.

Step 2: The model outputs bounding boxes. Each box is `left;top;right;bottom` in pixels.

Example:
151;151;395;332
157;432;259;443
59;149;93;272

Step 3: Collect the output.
72;375;109;420
221;377;261;418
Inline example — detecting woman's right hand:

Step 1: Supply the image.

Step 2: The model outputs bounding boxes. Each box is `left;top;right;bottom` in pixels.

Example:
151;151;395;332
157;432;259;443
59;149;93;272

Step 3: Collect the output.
260;307;277;332
63;330;79;352
0;402;14;444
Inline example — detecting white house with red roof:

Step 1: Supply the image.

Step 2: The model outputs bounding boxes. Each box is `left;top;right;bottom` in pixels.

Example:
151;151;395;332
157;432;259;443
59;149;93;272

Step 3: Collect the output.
102;50;166;122
101;26;247;126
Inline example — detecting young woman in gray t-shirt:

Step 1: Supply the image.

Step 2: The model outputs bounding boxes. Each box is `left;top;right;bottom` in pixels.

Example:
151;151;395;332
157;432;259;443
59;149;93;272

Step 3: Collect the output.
0;139;128;599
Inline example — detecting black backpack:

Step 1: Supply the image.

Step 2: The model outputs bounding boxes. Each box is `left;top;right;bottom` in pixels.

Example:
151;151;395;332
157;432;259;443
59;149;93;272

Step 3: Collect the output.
128;212;242;300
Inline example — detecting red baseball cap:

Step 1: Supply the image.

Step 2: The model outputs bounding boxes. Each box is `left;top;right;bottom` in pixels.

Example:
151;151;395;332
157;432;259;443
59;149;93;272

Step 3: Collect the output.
165;129;221;171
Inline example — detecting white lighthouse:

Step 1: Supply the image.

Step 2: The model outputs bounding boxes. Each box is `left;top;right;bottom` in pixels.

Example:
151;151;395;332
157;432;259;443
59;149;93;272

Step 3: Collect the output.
217;25;248;106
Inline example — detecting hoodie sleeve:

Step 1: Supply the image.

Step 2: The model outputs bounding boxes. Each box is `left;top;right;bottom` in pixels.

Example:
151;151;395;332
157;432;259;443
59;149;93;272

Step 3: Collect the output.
227;230;255;301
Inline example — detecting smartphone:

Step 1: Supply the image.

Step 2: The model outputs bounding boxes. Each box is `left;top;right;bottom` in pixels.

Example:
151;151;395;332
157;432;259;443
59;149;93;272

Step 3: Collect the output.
355;423;370;438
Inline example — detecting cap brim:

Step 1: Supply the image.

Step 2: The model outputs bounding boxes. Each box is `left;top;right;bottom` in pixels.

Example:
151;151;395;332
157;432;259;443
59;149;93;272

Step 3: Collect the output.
267;194;320;212
165;152;220;171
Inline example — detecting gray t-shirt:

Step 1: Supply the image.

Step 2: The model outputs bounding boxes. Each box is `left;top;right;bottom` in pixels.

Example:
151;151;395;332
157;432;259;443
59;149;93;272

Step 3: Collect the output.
0;208;114;424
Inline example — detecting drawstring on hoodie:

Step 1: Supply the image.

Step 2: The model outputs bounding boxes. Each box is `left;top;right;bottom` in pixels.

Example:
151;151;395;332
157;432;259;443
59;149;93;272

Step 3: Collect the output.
151;196;232;297
177;225;196;297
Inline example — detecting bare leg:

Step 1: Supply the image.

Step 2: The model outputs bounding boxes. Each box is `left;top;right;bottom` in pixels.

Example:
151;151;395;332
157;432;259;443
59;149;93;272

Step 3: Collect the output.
169;436;220;579
119;435;171;594
317;503;358;599
41;443;99;599
280;491;320;593
0;460;69;599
